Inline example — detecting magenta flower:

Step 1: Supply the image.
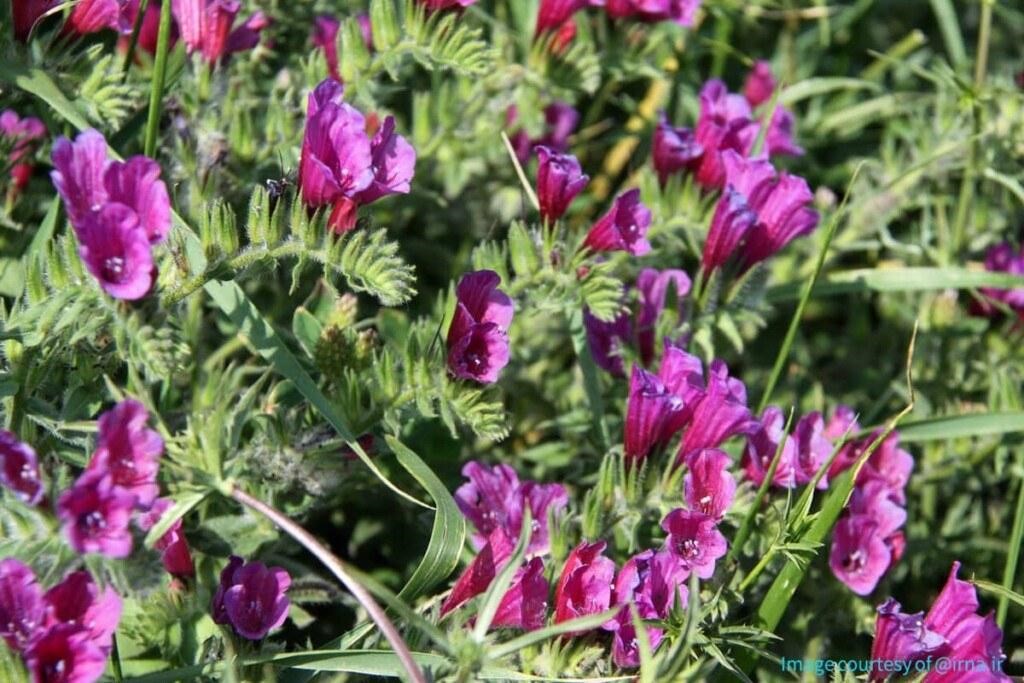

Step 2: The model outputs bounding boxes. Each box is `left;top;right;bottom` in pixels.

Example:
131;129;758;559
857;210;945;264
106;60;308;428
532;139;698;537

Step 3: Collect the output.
312;15;341;81
491;557;549;631
66;0;131;36
44;572;122;651
454;461;567;556
793;411;833;487
824;404;859;440
743;60;776;107
120;0;176;56
440;528;514;618
765;108;804;157
85;399;163;510
57;471;136;558
635;268;691;366
0;559;48;652
211;555;291;640
0;431;44;506
869;598;948;678
171;0;268;63
417;0;477;10
857;431;913;504
583;305;632;376
742;406;798;488
652;117;702;188
829;514;891;595
553;541;616;630
537;102;580;152
446;270;514;383
0;110;46;194
583;189;652;256
662;508;726;579
535;146;588;223
605;549;688;668
353;115;416;205
605;0;701;26
536;0;590;35
684;449;736;519
13;0;59;41
75;205;156;301
677;358;756;461
849;481;907;540
138;498;196;580
623;366;685;461
23;623;108;683
688;80;758;190
701;182;758;273
974;242;1024;316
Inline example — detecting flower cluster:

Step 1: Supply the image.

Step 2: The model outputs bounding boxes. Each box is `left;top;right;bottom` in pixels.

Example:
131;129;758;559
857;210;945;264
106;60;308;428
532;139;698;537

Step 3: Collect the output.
57;399;165;558
870;562;1010;682
298;79;416;233
0;110;46;201
971;241;1024;318
51;129;171;300
0;560;122;683
446;270;515;384
212;556;292;640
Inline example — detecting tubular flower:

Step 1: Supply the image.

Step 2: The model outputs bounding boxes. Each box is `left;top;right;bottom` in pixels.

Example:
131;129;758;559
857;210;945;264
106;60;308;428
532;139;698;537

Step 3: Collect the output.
119;0;176;56
652;116;702;188
687;80;759;190
43;572;122;651
66;0;131;36
537;102;580;151
742;405;798;488
85;399;164;510
57;471;136;558
677;358;756;462
440;528;514;618
623;366;684;461
490;558;549;631
446;270;514;383
535;0;593;36
535;146;588;223
742;60;776;107
553;541;616;631
0;431;45;506
171;0;269;63
828;514;891;595
583;189;653;256
635;268;690;366
137;497;196;580
312;15;341;81
211;555;291;640
23;624;109;683
662;508;727;579
684;449;737;519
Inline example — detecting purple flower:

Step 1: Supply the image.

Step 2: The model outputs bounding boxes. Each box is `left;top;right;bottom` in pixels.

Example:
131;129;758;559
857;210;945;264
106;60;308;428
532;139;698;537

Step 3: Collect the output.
742;406;798;488
171;0;268;63
858;432;914;504
688;80;758;190
537;102;579;152
298;80;373;208
684;449;736;519
137;497;195;580
65;0;131;36
23;623;108;683
85;399;163;510
662;508;727;579
766;107;804;157
0;431;44;506
536;0;590;35
417;0;477;10
701;182;759;273
57;471;136;558
974;242;1024;316
446;270;514;383
583;305;632;376
605;0;701;26
829;514;891;595
743;60;776;107
75;204;156;300
793;411;833;487
312;15;341;81
454;461;567;556
677;358;756;461
652;116;702;188
849;481;907;539
491;557;549;631
623;366;684;462
553;541;616;630
0;559;47;652
440;528;513;618
211;555;291;640
535;146;588;223
44;572;122;651
583;189;652;256
869;598;948;679
635;268;691;366
605;549;688;668
0;110;46;194
13;0;59;41
353;115;416;205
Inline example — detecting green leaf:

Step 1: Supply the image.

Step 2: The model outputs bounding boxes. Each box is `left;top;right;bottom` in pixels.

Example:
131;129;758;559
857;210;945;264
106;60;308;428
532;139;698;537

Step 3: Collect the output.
291;308;323;359
972;580;1024;611
892;412;1024;443
766;267;1024;302
0;63;91;130
490;608;620;659
778;77;882;105
143;490;210;548
386;436;466;601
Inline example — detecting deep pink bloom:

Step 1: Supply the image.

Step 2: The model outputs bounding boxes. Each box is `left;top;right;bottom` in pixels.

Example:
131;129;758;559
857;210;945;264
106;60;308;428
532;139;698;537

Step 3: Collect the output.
743;60;776;107
454;461;567;556
824;404;859;440
536;0;590;35
829;514;891;595
44;572;122;651
0;559;47;652
662;508;726;579
857;431;914;504
85;399;163;509
23;623;108;683
535;146;588;222
211;555;291;640
553;541;616;630
976;242;1024;315
57;471;136;558
635;268;690;366
793;411;833;487
623;366;685;461
13;0;59;41
353;116;416;205
605;0;701;25
120;0;176;55
440;528;515;618
684;449;736;519
605;549;688;668
446;270;514;383
742;406;798;488
491;557;549;631
687;80;758;190
51;129;171;244
849;480;907;539
652;117;702;188
766;107;804;157
74;204;156;300
677;358;756;461
312;15;341;80
583;305;632;376
0;110;46;193
171;0;267;63
701;181;758;273
0;431;44;506
417;0;477;10
137;498;196;579
583;189;652;256
869;598;947;679
537;102;579;152
66;0;131;36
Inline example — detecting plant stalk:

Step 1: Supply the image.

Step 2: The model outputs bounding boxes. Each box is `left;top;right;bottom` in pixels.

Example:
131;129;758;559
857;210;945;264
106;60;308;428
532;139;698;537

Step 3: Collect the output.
143;0;173;158
997;463;1024;627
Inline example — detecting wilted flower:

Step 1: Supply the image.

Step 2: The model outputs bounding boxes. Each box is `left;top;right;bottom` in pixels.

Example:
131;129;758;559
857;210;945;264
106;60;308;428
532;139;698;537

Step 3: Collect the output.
0;559;47;652
85;399;163;510
171;0;269;64
13;0;59;41
0;110;46;195
662;508;727;579
446;270;514;383
137;497;196;579
212;555;291;640
605;0;701;26
57;471;136;558
65;0;131;36
454;460;567;556
583;189;652;256
829;514;891;595
743;60;776;107
553;541;616;630
684;449;736;519
652;117;702;188
0;431;44;506
44;572;122;651
535;146;588;223
23;623;109;683
490;558;549;631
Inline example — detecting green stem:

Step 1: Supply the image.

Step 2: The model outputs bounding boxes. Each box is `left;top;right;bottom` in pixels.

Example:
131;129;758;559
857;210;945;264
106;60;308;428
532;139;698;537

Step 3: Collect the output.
119;0;151;76
997;464;1024;627
143;0;173;158
738;547;777;592
110;633;124;683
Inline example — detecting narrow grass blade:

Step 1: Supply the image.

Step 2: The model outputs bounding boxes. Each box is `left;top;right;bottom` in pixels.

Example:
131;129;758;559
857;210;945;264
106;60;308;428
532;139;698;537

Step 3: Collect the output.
888;412;1024;443
142;489;210;548
929;0;967;67
974;579;1024;613
568;309;610;452
996;469;1024;627
490;608;619;659
472;509;531;640
766;267;1024;303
